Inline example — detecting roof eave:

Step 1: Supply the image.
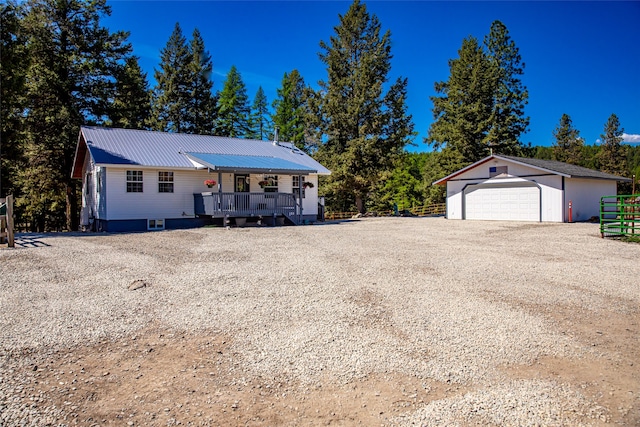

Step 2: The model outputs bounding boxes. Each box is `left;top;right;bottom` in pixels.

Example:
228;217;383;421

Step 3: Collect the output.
495;155;571;177
206;166;318;175
71;132;88;179
432;156;495;186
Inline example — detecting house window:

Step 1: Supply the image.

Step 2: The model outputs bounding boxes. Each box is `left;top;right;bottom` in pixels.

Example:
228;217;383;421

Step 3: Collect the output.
158;171;174;193
85;173;91;195
489;166;508;178
126;170;143;192
292;175;306;199
262;175;278;193
96;170;101;193
148;219;165;230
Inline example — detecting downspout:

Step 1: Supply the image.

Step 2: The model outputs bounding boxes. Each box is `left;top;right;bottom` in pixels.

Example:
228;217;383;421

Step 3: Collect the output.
562;176;565;223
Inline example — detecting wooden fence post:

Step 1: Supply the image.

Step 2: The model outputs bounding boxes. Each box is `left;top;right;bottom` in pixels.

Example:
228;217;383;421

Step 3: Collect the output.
7;195;14;248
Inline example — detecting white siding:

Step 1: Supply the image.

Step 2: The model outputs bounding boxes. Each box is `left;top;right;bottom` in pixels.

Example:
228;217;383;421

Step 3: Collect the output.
105;167;222;220
301;175;318;215
444;158;564;222
79;155;94;226
565;178;616;222
80;155;107;226
102;167;320;220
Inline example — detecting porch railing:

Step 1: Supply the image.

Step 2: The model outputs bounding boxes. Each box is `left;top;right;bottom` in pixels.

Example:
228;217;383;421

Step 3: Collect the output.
194;192;298;219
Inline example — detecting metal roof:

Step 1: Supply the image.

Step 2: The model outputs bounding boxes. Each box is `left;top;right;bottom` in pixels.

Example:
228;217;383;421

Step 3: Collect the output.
73;126;330;177
185;152;317;174
434;154;631;185
499;155;631;181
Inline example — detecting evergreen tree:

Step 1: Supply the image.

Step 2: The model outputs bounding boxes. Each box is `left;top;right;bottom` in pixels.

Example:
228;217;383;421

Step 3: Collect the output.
552;113;583;165
272;70;307;150
598;113;628;178
427;20;529;186
315;0;414;213
0;1;29;198
185;28;216;134
109;56;150;129
371;152;428;211
484;20;529;154
18;0;132;231
248;86;271;140
151;22;191;133
427;36;496;167
215;65;250;138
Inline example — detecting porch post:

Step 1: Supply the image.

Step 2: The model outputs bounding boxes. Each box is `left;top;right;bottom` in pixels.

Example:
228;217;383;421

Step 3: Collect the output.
218;171;222;193
298;174;303;224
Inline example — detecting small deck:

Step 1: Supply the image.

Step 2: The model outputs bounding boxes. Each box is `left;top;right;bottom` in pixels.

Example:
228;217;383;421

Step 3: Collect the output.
194;192;301;224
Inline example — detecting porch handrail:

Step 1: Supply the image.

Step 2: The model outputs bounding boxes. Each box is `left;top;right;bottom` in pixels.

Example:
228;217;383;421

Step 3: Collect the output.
195;192;298;218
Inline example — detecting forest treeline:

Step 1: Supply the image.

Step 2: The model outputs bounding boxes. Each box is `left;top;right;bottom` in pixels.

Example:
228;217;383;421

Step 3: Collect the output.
1;0;638;230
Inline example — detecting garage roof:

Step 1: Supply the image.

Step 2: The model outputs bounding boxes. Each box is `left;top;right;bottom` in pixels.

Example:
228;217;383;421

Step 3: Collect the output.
434;154;632;185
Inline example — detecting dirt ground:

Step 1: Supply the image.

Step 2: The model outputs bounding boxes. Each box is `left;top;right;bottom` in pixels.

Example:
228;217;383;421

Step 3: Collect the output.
2;220;639;426
9;299;639;427
13;324;468;426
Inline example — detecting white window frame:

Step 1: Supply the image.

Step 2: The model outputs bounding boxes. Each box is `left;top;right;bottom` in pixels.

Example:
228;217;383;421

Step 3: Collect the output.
263;175;278;193
292;175;306;199
489;166;508;178
158;171;174;193
147;219;165;230
126;170;143;193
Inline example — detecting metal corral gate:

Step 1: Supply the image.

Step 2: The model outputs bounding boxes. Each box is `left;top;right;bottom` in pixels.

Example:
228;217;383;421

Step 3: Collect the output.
600;195;640;238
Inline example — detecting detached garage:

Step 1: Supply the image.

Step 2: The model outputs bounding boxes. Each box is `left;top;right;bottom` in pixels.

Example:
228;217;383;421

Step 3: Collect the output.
434;155;631;222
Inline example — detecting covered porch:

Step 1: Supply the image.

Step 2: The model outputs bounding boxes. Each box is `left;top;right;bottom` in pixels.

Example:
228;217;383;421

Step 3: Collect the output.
194;191;300;224
186;151;319;226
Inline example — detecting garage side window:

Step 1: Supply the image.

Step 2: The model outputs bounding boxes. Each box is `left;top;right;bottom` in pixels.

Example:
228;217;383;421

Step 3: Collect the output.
490;166;508;178
126;170;143;192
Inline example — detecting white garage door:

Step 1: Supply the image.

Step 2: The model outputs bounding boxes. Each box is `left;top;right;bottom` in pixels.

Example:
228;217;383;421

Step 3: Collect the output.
464;183;540;221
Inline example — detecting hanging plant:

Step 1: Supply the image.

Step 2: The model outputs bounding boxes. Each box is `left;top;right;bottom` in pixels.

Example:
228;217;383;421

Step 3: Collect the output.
303;181;314;188
204;179;217;188
258;180;269;188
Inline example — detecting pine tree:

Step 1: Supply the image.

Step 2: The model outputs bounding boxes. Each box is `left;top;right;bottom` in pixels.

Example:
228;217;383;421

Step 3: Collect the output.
315;0;414;213
18;0;132;231
109;56;150;129
427;36;496;166
598;113;627;178
272;70;307;150
215;65;250;138
552;114;583;165
248;86;271;140
484;20;529;155
151;22;191;133
185;28;216;134
0;1;29;198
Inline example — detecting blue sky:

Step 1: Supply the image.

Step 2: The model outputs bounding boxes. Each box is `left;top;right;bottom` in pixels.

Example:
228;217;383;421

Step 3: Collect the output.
104;1;640;152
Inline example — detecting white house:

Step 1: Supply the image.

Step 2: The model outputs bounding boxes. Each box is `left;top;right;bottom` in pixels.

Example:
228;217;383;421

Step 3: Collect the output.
71;127;331;232
433;154;631;222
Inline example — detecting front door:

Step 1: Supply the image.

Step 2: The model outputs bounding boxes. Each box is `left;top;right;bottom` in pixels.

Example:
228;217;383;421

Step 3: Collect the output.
235;174;249;212
235;174;249;193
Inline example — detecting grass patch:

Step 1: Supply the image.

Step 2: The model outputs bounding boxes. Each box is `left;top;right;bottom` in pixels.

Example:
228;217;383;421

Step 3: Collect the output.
621;235;640;243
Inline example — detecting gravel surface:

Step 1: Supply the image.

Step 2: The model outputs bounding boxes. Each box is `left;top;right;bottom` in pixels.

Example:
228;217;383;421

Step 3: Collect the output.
1;217;638;426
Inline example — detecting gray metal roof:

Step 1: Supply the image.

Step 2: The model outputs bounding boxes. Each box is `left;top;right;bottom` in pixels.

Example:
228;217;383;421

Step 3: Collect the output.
76;126;330;175
499;155;632;182
434;154;631;185
185;152;317;174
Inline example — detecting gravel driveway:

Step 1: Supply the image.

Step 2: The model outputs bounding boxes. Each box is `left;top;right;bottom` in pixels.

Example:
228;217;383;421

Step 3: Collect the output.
1;218;639;426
